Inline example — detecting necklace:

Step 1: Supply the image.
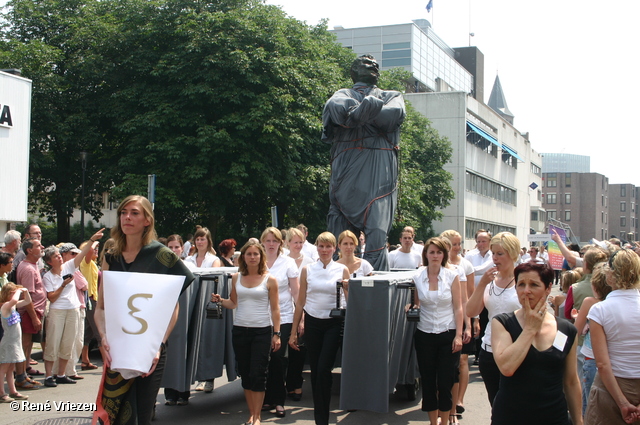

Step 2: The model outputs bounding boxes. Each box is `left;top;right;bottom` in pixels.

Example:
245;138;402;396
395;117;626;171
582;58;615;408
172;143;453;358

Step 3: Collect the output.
489;277;515;296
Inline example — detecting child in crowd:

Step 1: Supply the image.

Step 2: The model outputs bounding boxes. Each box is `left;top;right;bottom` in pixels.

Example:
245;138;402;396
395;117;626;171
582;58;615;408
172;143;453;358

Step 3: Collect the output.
0;283;32;402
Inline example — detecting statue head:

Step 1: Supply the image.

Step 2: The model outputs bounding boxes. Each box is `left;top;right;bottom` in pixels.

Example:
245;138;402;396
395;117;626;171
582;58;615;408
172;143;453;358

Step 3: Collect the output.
350;55;379;85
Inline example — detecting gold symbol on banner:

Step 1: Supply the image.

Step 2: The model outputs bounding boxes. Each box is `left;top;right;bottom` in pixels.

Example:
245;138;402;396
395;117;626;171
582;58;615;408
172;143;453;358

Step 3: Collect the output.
122;293;153;335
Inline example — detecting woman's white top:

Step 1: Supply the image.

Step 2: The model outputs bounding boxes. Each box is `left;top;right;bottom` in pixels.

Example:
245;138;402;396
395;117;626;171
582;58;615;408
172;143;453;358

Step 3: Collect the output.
413;266;458;334
588;289;640;378
185;252;219;268
304;260;346;320
482;280;520;353
43;260;80;310
234;274;272;328
352;259;374;277
268;255;299;324
292;254;315;274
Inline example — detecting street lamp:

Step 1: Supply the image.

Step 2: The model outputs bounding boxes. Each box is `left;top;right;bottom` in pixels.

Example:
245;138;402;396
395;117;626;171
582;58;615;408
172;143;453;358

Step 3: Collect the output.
80;151;88;241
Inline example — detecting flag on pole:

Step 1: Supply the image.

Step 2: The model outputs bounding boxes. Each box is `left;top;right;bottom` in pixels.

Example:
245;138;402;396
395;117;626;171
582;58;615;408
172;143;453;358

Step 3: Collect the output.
426;0;433;12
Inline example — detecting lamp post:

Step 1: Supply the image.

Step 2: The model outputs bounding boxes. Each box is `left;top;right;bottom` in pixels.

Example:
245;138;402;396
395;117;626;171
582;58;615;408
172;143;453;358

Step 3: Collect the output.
80;151;88;241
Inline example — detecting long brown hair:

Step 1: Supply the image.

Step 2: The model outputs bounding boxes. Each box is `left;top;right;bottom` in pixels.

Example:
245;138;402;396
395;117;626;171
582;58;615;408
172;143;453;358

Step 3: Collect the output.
238;240;267;276
110;195;157;257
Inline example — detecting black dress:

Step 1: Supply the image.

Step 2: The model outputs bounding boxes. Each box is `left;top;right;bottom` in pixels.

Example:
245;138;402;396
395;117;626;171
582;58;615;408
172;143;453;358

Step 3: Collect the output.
491;312;577;425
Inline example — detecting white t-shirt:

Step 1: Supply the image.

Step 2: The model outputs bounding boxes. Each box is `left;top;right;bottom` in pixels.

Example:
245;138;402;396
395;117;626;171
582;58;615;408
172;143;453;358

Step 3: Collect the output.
304;260;347;320
587;289;640;378
465;249;493;280
413;266;459;334
389;250;422;269
185;252;219;268
268;255;299;324
234;274;272;328
411;242;424;256
302;241;319;261
483;281;520;352
42;260;80;310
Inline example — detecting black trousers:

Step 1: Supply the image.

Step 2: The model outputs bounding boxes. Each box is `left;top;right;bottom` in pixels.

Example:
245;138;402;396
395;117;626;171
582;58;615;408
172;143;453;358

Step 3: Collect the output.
136;345;167;425
478;348;501;406
232;326;271;391
286;333;307;392
414;329;460;412
264;322;292;406
305;314;343;425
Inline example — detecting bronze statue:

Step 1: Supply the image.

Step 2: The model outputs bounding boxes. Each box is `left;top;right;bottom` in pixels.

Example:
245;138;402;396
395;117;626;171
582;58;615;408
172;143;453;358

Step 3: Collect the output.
322;55;406;271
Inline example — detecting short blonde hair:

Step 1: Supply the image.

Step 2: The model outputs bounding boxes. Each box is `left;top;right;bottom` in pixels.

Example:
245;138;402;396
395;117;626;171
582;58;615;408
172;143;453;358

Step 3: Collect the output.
315;232;336;247
260;227;283;255
286;227;305;243
608;249;640;290
490;232;520;263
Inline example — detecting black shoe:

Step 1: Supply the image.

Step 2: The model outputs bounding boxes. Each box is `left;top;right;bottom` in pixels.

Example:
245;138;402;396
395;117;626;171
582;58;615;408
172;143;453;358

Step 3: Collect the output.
44;377;57;387
176;398;189;406
473;357;479;366
55;375;77;384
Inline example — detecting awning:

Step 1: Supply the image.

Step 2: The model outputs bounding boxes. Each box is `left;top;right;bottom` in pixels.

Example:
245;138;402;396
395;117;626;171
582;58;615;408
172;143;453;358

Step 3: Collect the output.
501;144;524;162
466;121;499;147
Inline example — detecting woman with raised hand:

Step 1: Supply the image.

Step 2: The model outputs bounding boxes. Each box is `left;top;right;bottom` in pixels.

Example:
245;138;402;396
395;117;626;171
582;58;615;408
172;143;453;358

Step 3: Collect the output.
261;227;299;418
185;227;222;269
289;232;349;425
585;249;640;424
211;240;280;425
94;195;194;425
466;231;521;405
491;262;581;425
412;237;463;425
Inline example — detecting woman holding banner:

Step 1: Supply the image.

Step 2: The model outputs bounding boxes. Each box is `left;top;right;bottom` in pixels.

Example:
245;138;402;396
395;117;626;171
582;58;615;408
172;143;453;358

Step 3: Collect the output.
94;195;194;425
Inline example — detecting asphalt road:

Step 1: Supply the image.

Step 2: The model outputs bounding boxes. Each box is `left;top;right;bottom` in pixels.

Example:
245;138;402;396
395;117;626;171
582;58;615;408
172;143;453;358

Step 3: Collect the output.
4;282;567;425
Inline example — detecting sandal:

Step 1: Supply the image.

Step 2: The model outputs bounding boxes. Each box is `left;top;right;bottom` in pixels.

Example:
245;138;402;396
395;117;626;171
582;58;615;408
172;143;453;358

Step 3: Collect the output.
275;406;286;418
15;380;37;390
261;404;275;411
81;363;98;370
10;392;29;400
26;367;44;376
456;405;465;414
29;359;38;365
0;394;15;403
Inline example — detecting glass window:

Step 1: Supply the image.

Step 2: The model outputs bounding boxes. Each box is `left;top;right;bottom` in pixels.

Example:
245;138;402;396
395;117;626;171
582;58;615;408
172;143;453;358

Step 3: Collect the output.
382;49;411;59
381;58;411;67
565;194;571;204
565;173;571;187
621;202;626;212
547;193;557;204
621;217;627;227
546;173;557;187
548;210;556;220
565;211;571;221
383;42;411;50
621;186;627;197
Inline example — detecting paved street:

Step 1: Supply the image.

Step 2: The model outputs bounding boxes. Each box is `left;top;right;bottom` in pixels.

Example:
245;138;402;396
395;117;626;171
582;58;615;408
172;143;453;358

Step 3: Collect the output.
2;284;566;425
0;349;492;425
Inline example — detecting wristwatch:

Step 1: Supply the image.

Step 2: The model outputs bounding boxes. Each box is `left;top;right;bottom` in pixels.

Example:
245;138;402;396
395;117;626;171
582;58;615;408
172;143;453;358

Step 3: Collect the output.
273;331;281;337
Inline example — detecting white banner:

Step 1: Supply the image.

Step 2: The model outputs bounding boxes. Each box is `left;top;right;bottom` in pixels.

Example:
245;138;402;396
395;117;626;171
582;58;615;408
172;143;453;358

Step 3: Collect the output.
103;270;183;379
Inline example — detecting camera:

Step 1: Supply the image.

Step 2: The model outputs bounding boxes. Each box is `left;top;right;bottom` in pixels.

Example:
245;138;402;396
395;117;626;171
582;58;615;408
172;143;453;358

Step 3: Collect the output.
406;307;421;322
204;275;224;320
63;274;73;280
329;280;346;320
206;300;223;319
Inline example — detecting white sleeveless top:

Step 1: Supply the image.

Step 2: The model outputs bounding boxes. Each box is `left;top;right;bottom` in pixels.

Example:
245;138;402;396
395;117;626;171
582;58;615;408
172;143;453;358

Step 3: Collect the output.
268;255;299;324
234;274;272;328
304;260;346;320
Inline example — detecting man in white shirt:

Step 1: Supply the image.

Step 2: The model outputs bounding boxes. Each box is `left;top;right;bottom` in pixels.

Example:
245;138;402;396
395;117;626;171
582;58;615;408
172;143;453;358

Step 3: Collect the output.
402;226;424;257
388;230;422;269
464;230;493;281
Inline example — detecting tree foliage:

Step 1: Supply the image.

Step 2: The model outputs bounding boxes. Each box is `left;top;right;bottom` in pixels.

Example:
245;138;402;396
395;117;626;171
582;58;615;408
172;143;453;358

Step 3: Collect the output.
1;0;452;244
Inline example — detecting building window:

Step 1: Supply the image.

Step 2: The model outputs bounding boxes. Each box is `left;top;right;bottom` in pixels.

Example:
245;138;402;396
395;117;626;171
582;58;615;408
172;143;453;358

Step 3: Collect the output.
565;173;571;187
537;190;542;201
465;172;517;206
546;173;557;187
565;194;571;204
546;193;557;204
621;186;627;197
465;219;516;240
565;210;571;221
531;163;541;177
621;217;627;227
547;210;556;220
531;211;538;221
466;124;498;158
621;202;626;212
